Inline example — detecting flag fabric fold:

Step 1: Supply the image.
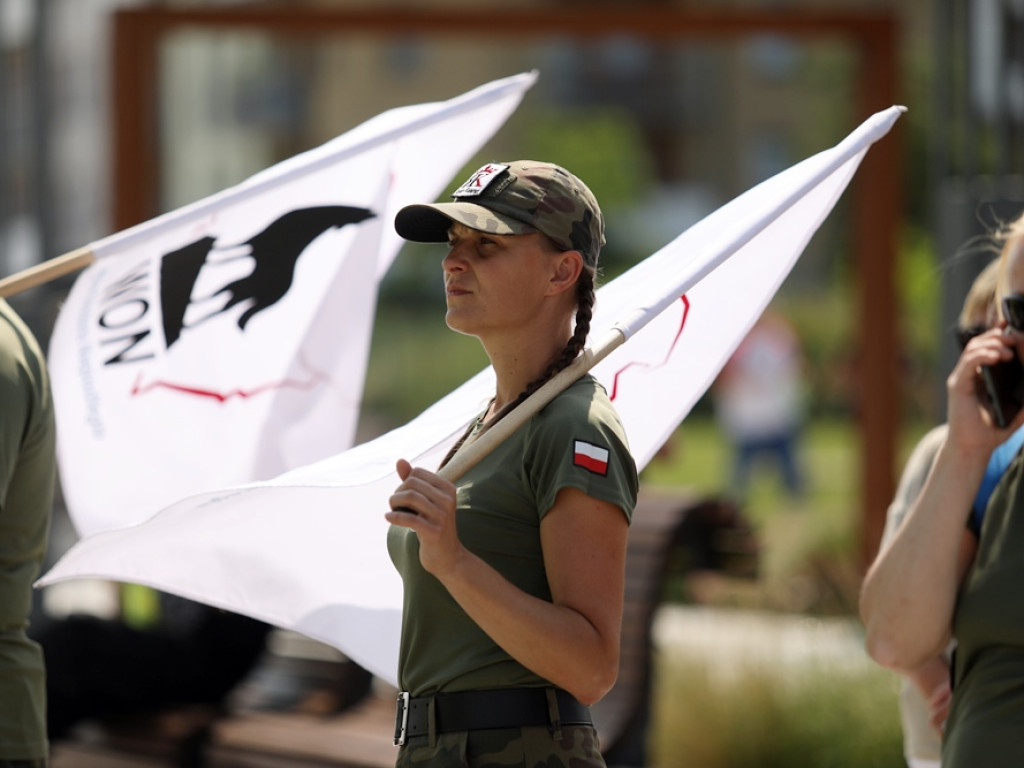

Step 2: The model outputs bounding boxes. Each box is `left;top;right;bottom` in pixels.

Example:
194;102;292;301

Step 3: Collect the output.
40;105;904;685
49;72;537;539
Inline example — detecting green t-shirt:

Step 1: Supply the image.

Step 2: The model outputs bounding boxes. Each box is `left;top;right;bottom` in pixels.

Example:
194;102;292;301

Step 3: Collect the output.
387;374;638;696
944;448;1024;767
0;300;55;760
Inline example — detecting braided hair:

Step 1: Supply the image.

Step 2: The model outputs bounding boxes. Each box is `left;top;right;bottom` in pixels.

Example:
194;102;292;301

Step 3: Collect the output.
439;264;597;469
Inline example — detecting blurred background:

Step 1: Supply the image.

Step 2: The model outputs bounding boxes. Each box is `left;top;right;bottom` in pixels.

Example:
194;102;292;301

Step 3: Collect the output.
2;0;1022;766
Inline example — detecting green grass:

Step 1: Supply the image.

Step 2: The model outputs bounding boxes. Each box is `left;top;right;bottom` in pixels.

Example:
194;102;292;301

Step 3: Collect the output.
650;651;904;768
642;415;854;523
643;416;918;767
642;415;870;615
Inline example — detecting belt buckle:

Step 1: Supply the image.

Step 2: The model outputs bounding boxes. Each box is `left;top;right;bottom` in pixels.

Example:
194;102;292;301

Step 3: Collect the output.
394;691;410;746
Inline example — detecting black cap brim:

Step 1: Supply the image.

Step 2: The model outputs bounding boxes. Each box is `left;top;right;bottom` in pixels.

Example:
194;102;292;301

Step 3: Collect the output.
395;202;533;245
394;204;453;244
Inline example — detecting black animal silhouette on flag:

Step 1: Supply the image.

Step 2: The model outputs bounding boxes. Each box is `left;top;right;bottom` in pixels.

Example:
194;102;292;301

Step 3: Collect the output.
159;206;374;348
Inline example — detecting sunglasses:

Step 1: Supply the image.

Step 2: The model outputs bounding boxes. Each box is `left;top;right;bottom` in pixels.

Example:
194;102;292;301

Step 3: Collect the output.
954;324;987;351
1004;294;1024;333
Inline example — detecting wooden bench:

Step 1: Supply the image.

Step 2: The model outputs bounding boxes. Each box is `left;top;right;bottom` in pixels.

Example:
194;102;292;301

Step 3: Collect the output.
50;489;753;768
594;488;752;766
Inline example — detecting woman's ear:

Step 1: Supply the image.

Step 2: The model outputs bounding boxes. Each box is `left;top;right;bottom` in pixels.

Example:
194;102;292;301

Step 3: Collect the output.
549;250;584;295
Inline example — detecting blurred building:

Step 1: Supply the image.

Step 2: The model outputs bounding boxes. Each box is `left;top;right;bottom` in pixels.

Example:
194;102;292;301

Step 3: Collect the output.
3;0;930;327
933;1;1024;398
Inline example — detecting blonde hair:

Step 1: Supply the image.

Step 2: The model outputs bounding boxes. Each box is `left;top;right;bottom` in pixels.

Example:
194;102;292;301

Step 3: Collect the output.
995;212;1024;312
960;258;1001;327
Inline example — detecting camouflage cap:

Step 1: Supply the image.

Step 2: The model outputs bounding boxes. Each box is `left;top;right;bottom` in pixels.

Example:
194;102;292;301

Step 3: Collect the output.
394;160;605;266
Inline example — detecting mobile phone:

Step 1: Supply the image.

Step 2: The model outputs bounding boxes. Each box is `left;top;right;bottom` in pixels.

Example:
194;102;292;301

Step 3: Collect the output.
978;352;1024;428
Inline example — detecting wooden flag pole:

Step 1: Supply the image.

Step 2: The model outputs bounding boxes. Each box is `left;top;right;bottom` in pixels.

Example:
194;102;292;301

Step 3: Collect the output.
0;246;95;298
439;326;627;483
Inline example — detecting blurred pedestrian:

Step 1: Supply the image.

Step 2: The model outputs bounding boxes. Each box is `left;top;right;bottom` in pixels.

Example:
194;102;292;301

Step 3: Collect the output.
713;307;807;503
0;299;56;768
861;213;1024;767
388;160;638;767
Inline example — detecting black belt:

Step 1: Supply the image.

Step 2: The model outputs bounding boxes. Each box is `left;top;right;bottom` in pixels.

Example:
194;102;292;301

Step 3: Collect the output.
393;687;592;746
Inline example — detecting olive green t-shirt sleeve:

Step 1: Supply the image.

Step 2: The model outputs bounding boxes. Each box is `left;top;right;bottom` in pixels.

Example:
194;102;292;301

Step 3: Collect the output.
527;378;638;524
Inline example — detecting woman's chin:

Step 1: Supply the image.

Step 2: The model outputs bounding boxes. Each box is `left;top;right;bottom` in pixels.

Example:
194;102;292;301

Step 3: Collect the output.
444;312;475;336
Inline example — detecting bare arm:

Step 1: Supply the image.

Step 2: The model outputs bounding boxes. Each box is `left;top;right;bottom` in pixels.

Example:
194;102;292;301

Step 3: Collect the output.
860;446;980;669
860;328;1015;669
387;460;628;705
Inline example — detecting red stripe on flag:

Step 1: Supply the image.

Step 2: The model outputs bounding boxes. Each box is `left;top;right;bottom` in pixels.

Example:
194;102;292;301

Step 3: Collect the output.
574;453;609;474
573;440;609;475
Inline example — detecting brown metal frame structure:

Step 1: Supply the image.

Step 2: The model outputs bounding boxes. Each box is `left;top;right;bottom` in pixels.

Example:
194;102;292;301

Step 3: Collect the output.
111;6;901;567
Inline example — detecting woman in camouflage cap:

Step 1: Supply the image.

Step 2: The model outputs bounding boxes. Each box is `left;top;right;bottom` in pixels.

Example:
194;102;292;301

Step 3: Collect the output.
386;161;638;767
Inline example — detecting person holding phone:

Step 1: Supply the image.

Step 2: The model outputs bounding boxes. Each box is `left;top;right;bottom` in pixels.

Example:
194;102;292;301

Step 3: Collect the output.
860;213;1024;767
864;259;1014;768
386;161;638;768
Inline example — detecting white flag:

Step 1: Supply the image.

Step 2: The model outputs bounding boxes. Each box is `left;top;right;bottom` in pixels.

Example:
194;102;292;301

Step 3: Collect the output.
40;106;904;685
49;72;537;539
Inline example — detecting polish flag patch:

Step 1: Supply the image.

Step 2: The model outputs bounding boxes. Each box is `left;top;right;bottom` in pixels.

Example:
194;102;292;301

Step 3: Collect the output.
573;440;610;476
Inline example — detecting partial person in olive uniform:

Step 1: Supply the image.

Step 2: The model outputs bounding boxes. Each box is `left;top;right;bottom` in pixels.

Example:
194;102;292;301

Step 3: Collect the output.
861;213;1024;767
387;161;638;768
865;259;1012;768
0;300;56;768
